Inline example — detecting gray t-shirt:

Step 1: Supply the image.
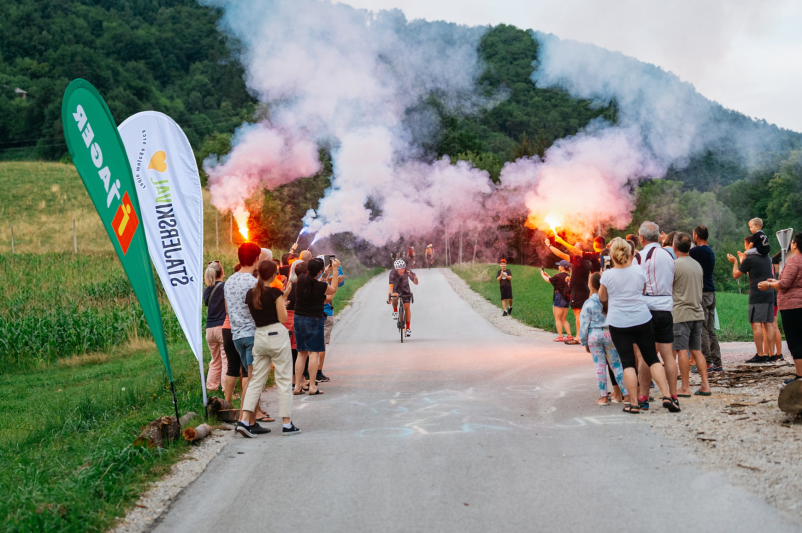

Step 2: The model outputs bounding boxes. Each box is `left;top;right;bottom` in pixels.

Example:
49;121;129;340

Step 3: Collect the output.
739;253;775;305
224;271;257;340
672;256;704;323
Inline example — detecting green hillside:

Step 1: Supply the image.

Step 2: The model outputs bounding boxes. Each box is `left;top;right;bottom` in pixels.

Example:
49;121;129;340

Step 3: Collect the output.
0;0;254;160
2;5;800;260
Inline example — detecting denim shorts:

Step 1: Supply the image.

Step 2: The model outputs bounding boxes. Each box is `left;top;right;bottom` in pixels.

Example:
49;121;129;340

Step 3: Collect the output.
233;336;255;367
553;292;569;309
293;315;326;352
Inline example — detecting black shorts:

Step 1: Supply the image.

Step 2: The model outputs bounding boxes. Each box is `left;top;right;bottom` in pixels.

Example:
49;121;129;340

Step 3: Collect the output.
608;320;660;370
222;328;248;377
650;310;674;343
500;285;513;300
570;291;589;310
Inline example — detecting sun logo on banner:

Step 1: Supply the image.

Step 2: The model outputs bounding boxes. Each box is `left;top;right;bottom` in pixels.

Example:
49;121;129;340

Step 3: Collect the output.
111;192;140;254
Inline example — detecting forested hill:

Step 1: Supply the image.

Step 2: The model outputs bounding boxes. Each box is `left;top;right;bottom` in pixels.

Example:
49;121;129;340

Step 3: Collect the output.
2;3;801;245
0;0;255;160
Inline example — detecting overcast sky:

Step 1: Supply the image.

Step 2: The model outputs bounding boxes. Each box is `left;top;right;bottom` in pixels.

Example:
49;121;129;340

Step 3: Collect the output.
340;0;802;133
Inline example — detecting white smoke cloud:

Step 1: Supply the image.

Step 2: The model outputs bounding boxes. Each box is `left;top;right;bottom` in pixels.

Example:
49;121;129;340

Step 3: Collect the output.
201;0;495;244
499;31;797;234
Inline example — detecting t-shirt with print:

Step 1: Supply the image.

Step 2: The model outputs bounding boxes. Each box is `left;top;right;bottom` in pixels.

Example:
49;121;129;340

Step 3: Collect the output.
224;271;257;340
672;256;704;323
246;287;284;327
739;253;775;304
497;269;512;288
294;275;329;318
752;230;770;256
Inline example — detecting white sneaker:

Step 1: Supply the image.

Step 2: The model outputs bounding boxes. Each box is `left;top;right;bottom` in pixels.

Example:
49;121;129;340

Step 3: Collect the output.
405;328;411;337
392;311;398;320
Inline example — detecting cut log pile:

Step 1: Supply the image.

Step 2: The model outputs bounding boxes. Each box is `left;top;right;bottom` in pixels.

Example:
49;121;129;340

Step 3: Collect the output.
134;412;197;448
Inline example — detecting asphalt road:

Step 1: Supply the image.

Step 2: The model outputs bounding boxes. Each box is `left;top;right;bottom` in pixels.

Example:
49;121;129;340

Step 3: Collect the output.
155;268;800;532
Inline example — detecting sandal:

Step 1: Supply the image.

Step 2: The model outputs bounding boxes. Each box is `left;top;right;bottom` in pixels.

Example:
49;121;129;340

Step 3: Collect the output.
662;397;681;413
256;414;275;422
622;404;640;414
694;390;712;396
596;398;609;406
553;337;565;342
565;338;581;345
308;389;324;395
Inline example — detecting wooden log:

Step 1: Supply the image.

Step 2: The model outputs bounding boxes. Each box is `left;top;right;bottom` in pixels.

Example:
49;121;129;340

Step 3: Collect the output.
134;412;198;448
182;423;212;442
207;396;230;414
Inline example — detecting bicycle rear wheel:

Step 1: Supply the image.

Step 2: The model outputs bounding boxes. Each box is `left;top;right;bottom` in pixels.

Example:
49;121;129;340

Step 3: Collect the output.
398;305;405;343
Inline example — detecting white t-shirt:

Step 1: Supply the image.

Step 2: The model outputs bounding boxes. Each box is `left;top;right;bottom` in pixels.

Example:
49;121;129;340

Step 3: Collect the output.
600;264;653;328
636;242;675;312
224;271;257;340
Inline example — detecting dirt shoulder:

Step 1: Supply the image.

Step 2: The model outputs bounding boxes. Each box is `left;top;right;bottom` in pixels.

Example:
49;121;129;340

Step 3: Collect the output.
442;268;802;524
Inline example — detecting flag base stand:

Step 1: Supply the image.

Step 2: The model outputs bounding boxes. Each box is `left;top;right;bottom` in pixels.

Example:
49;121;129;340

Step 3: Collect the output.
170;381;181;427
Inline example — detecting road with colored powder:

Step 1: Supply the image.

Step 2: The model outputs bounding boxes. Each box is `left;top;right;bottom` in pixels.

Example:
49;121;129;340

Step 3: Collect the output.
155;268;799;532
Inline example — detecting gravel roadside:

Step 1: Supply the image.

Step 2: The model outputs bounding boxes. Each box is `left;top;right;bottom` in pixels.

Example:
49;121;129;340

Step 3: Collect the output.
442;267;802;525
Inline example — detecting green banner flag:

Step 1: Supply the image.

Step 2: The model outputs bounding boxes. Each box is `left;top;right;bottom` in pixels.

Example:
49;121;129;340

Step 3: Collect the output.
61;79;173;381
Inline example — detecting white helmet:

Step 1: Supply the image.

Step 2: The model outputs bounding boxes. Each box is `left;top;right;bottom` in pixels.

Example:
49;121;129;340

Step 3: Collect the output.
394;259;406;269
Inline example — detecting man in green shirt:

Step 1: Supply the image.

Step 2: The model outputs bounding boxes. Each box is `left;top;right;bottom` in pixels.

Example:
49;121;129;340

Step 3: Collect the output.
672;232;711;397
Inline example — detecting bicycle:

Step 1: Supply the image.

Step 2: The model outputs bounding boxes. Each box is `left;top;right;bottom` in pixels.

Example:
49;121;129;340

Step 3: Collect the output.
388;293;407;343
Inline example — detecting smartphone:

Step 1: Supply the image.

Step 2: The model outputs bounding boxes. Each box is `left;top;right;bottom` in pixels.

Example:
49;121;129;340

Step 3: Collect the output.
325;254;336;268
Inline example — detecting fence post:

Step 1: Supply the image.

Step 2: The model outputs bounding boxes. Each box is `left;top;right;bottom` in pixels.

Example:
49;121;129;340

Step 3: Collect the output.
10;224;14;254
73;219;77;253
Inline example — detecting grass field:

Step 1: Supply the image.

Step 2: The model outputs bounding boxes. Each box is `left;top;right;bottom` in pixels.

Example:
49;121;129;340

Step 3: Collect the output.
451;263;771;343
0;340;208;532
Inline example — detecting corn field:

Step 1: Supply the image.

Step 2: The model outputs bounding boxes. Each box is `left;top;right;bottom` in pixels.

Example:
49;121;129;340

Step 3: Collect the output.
0;253;194;369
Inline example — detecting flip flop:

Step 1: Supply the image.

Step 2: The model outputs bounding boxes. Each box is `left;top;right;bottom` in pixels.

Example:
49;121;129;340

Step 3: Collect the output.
553;337;565;342
677;394;692;398
694;390;712;396
256;415;275;422
308;389;324;395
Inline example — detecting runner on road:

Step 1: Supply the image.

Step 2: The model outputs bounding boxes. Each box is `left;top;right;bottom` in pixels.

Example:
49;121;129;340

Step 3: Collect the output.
388;259;419;337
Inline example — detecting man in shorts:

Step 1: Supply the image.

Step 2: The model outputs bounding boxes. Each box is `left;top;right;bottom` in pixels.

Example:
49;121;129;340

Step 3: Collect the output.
318;260;344;383
636;221;679;405
496;259;513;316
224;242;272;432
729;235;777;363
671;232;711;396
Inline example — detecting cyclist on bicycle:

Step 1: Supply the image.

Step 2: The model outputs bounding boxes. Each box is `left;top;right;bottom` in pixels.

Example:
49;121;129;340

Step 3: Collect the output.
424;244;434;268
388;259;419;337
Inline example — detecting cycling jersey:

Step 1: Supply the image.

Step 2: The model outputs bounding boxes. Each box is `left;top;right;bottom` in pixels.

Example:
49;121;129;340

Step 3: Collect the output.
389;269;415;297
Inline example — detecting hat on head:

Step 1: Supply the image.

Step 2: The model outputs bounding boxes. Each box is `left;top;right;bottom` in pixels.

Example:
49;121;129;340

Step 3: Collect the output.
557;260;571;268
499;258;507;263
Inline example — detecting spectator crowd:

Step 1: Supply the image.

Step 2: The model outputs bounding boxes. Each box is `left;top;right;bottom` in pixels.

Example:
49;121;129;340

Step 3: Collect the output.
202;242;345;438
536;217;802;413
